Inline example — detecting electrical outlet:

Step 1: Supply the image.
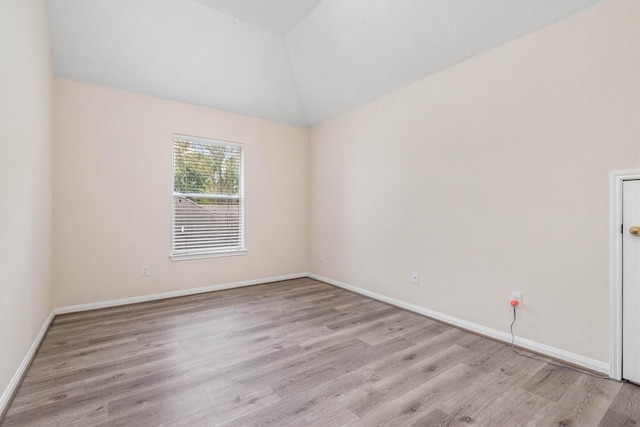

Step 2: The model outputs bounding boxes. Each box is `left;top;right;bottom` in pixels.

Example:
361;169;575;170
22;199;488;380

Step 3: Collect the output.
412;271;419;284
141;265;150;277
511;291;522;307
320;253;326;263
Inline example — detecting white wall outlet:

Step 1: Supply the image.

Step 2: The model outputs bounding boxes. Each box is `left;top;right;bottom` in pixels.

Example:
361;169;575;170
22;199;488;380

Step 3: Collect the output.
511;291;522;307
412;271;419;284
320;253;326;262
141;265;150;277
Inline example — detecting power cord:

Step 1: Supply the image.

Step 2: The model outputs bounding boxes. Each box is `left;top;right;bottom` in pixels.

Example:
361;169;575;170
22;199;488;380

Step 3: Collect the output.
509;305;609;379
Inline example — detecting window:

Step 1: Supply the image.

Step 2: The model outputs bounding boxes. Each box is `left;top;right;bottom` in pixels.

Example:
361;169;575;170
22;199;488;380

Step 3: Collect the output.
171;134;245;260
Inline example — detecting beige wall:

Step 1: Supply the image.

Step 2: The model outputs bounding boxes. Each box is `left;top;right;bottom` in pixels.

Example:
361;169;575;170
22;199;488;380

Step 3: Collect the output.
53;79;309;307
309;0;640;363
0;0;53;401
2;0;637;401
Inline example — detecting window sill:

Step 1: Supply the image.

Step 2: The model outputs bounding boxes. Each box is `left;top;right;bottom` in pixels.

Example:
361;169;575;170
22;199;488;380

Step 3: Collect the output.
170;248;247;261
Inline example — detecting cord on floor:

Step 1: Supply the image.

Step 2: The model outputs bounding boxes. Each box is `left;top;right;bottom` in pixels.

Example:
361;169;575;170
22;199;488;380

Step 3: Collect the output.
509;305;610;380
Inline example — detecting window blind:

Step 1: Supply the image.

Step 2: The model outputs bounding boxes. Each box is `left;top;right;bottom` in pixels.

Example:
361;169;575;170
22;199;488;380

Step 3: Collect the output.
172;135;244;258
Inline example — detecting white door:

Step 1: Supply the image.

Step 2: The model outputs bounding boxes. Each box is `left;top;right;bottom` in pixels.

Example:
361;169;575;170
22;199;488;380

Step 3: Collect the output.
623;179;640;383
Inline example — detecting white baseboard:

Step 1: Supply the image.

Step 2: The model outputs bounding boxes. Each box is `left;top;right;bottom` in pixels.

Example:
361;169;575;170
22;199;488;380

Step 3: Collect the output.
1;271;609;419
54;273;309;315
309;273;610;375
1;272;307;418
0;310;55;417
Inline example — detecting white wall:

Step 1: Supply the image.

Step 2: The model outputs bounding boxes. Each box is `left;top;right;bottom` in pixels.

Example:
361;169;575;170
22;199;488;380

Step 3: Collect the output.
0;0;53;404
309;0;640;363
53;79;309;307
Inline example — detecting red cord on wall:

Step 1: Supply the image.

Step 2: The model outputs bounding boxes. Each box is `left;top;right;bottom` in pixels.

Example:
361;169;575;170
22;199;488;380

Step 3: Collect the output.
510;299;520;307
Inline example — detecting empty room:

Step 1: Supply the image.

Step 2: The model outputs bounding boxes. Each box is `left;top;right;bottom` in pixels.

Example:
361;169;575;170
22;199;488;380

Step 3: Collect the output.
1;0;640;425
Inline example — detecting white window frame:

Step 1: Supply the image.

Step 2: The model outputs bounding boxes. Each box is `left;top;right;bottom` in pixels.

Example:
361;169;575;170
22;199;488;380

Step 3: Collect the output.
170;134;246;261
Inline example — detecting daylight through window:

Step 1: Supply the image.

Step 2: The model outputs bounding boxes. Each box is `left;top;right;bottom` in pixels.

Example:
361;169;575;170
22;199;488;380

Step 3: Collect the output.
172;134;244;259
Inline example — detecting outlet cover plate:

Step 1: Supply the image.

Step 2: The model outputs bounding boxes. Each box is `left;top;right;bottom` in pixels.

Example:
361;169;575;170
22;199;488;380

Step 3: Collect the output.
511;291;522;307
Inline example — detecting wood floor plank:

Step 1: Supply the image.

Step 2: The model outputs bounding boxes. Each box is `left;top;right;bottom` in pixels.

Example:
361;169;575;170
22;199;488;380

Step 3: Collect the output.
205;385;281;423
607;381;640;421
2;278;639;427
523;364;582;402
597;409;638;427
273;337;413;398
299;312;408;351
100;385;217;427
352;363;483;426
534;375;623;427
15;346;179;396
218;371;361;426
230;338;371;388
451;384;554;427
408;408;452;427
345;343;472;419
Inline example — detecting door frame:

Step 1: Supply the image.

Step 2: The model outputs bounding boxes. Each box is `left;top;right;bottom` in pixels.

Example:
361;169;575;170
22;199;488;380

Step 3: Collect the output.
610;169;640;380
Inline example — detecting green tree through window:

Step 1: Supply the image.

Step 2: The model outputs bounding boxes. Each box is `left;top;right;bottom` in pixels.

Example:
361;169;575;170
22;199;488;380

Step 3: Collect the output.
172;136;244;258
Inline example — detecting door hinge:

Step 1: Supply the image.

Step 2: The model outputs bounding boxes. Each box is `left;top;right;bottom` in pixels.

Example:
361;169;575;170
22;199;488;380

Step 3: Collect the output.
621;223;624;234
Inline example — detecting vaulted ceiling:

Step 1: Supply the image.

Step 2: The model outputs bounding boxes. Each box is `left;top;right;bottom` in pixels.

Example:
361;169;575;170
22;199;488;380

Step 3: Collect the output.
48;0;602;127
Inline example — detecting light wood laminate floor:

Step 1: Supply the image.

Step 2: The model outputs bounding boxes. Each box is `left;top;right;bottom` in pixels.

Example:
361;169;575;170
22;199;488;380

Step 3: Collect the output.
2;278;639;426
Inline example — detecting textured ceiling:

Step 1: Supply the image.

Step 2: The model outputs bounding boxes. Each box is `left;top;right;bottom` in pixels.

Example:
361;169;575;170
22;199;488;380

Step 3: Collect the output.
48;0;603;127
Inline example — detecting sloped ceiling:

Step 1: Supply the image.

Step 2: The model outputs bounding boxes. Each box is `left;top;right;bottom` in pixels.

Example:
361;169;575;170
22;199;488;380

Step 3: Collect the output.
194;0;324;35
48;0;603;127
